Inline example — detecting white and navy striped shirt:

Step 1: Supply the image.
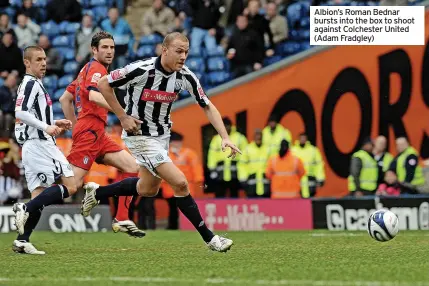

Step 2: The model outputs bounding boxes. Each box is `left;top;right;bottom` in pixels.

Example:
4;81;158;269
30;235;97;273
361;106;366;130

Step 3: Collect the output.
14;74;54;145
107;57;210;137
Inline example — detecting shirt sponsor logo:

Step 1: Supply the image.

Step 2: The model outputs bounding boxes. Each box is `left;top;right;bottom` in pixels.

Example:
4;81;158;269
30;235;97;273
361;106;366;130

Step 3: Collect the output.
91;72;102;83
141;89;177;103
110;69;126;81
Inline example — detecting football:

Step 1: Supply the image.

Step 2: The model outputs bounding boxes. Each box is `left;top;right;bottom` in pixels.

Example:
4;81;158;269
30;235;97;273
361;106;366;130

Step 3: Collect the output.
367;209;399;242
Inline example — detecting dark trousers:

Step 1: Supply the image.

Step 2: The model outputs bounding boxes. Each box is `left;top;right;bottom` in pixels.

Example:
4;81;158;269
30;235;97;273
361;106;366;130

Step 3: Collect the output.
231;64;253;79
137;197;156;230
166;197;179;230
215;179;241;198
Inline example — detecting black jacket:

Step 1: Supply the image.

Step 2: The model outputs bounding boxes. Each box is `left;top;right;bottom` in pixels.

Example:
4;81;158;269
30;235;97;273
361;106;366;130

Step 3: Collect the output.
227;27;264;66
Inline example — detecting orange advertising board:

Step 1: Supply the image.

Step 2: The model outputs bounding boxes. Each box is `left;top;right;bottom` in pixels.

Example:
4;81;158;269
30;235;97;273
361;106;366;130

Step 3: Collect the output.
172;11;429;198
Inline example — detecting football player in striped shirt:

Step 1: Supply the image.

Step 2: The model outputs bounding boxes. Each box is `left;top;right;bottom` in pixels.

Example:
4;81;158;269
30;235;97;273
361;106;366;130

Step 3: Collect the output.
12;46;76;254
81;32;241;252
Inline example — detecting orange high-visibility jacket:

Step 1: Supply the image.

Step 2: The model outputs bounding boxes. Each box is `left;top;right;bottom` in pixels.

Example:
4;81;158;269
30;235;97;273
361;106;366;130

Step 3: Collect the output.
162;147;204;198
265;152;306;199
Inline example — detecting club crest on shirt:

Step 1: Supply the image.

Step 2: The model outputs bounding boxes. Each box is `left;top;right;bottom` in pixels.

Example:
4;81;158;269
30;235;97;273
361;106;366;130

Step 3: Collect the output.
91;72;102;83
110;68;126;81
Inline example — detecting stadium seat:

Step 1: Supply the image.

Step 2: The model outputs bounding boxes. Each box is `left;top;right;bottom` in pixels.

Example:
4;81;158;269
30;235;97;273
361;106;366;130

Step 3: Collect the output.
90;0;108;6
41;21;60;39
42;75;58;90
186;57;205;73
300;17;310;28
52;35;71;47
58;75;74;89
65;22;81;35
279;41;301;55
299;41;311;51
178;90;191;100
57;47;75;61
289;30;300;41
139;34;163;47
207;71;231;86
53;113;64;121
206;45;225;57
188;47;201;58
33;0;48;7
136;45;155;58
194;71;206;87
207;57;229;72
107;113;118;126
264;55;283;66
58;21;70;34
82;9;94;17
298;29;310;40
287;2;310;28
53;89;65;101
9;0;22;7
92;6;109;23
64;61;78;75
52;101;63;114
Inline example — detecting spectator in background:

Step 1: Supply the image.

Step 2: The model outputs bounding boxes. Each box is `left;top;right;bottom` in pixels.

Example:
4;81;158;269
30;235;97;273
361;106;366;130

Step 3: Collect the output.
0;14;16;41
218;0;245;37
262;114;292;156
244;0;274;57
0;31;24;78
226;15;264;79
388;137;427;193
47;0;82;23
161;131;204;229
75;14;101;64
238;129;271;198
38;35;63;77
189;0;224;54
0;138;24;205
0;73;17;138
207;117;248;198
141;0;176;37
16;0;43;24
373;135;393;186
348;137;378;197
291;132;325;198
101;7;135;69
376;170;401;196
266;139;305;199
265;1;287;45
14;13;41;49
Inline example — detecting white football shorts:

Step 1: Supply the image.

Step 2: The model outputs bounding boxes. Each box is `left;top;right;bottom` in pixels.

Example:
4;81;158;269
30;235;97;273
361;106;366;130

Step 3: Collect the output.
22;139;74;192
123;134;172;178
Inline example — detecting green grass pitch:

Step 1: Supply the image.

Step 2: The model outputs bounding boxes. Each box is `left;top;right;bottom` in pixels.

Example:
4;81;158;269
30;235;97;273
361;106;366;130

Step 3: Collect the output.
1;230;428;286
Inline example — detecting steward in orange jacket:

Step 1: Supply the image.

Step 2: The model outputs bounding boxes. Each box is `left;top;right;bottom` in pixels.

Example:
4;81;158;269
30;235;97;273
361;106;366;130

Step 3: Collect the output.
266;140;306;199
161;131;204;229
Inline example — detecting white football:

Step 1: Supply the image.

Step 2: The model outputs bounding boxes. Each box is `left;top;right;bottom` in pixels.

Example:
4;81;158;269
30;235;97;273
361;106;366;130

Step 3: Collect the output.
367;209;399;242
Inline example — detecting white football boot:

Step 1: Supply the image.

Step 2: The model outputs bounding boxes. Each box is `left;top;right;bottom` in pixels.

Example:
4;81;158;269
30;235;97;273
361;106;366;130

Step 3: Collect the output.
112;219;146;238
12;240;45;255
207;235;233;252
12;203;29;235
81;182;100;217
